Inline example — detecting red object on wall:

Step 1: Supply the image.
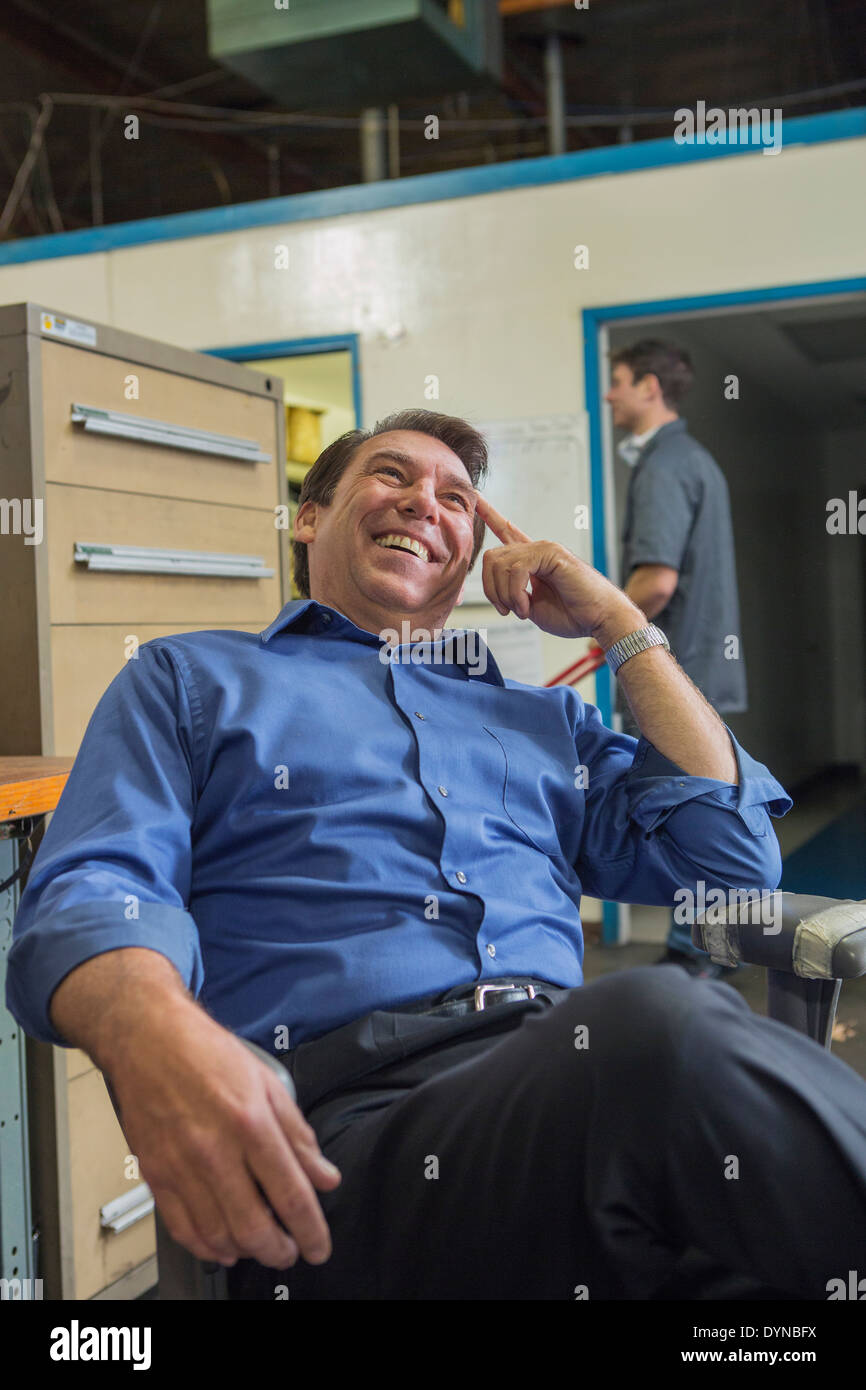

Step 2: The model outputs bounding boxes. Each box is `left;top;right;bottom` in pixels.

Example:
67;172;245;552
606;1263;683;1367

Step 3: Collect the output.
545;646;605;688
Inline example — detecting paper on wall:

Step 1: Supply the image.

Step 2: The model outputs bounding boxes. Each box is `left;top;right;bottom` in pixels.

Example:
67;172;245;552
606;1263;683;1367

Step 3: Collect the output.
459;412;588;607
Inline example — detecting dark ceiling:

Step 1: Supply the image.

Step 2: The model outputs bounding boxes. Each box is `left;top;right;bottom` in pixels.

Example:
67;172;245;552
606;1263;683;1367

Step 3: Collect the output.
1;0;864;240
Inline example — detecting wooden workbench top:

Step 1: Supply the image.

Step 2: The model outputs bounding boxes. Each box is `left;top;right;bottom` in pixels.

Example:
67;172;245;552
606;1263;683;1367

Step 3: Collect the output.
0;757;74;821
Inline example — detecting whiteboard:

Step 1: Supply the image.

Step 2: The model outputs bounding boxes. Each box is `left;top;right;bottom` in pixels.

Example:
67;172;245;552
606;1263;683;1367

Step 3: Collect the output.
459;412;588;607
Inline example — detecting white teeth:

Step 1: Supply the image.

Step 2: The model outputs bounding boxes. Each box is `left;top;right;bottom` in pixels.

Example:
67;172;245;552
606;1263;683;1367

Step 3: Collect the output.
374;533;430;562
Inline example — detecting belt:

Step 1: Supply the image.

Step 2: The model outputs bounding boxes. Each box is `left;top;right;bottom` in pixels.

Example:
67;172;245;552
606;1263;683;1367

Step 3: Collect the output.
398;977;565;1020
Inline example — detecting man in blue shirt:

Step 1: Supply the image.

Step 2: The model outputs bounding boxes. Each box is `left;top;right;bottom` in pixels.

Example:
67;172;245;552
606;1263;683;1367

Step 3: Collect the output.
8;408;866;1300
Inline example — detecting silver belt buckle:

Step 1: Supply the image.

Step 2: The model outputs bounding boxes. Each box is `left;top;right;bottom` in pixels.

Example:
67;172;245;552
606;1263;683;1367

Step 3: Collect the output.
474;982;535;1011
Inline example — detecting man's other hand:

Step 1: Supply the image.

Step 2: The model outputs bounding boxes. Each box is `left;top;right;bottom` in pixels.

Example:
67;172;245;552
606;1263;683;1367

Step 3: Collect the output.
107;1008;341;1271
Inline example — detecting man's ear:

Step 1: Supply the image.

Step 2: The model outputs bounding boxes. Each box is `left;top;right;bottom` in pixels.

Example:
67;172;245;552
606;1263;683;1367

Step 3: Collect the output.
642;372;662;403
293;499;317;543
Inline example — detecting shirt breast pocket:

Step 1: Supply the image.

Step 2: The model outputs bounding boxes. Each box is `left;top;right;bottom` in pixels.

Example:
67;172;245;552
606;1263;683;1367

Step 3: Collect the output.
482;724;581;860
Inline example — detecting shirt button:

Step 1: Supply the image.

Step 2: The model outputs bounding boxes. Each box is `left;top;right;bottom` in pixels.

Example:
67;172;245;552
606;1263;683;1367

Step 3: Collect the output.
414;711;426;720
438;785;448;797
321;614;332;625
456;871;467;884
487;943;496;958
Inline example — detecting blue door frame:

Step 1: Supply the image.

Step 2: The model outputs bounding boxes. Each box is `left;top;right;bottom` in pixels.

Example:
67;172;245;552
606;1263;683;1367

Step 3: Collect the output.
204;332;363;427
583;273;866;943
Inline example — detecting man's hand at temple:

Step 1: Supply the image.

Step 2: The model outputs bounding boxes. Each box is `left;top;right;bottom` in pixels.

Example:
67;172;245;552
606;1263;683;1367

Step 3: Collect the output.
474;494;737;784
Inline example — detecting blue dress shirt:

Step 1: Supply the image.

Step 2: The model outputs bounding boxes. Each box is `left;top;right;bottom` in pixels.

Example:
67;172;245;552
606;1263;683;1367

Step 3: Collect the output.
7;599;792;1051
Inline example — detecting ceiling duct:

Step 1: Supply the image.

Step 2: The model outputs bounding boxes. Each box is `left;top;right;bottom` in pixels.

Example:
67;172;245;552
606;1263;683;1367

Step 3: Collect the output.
207;0;504;108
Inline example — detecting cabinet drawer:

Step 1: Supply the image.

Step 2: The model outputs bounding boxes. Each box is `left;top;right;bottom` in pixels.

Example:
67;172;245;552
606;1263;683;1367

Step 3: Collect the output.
46;483;283;626
67;1068;155;1300
50;622;264;756
41;339;283;509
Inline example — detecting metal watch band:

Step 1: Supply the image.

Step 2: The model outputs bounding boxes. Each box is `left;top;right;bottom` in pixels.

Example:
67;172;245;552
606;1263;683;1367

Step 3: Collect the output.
605;624;671;676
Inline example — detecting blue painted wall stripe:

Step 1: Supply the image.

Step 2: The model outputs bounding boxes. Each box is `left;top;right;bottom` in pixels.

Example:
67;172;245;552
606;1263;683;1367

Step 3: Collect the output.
0;106;863;267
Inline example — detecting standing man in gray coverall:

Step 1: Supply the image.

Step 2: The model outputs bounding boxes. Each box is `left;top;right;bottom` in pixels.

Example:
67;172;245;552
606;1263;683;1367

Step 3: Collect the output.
606;339;747;978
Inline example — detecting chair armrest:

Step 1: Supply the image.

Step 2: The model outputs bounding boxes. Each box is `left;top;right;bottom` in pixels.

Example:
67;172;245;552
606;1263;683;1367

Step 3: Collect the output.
238;1037;297;1102
691;891;866;979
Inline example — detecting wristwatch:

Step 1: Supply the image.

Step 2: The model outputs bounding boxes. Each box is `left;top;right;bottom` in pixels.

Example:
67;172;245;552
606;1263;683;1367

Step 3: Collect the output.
604;624;671;676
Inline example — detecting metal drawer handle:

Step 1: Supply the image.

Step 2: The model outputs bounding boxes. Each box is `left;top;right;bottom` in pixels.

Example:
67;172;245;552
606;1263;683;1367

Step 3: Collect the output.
100;1183;154;1235
71;403;272;464
74;542;274;580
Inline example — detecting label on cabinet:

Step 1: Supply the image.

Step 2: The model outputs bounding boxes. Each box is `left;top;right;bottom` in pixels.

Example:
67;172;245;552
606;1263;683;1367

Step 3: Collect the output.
39;311;97;347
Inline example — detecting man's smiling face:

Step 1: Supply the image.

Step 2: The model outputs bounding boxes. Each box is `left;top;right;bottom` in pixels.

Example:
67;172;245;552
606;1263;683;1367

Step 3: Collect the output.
293;430;479;635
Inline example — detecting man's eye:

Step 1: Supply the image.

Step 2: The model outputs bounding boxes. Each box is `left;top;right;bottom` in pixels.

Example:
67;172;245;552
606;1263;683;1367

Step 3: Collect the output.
380;466;402;479
446;494;469;508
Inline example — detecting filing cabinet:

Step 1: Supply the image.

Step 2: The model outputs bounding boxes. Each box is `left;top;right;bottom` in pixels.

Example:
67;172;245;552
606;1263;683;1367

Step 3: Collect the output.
0;302;290;1298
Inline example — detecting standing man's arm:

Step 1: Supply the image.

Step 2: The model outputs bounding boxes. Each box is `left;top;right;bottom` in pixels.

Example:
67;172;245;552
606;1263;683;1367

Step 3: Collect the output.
622;448;695;620
624;563;678;620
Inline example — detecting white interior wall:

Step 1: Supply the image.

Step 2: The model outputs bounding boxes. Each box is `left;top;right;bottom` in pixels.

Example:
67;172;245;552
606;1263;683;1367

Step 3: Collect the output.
1;134;863;691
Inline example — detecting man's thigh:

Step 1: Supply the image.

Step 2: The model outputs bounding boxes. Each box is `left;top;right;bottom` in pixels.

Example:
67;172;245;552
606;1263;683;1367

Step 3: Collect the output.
230;965;712;1301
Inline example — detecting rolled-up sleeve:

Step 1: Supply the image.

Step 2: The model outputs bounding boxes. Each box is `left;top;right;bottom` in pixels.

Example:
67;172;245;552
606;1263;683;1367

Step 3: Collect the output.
6;642;205;1046
575;700;792;904
626;458;695;572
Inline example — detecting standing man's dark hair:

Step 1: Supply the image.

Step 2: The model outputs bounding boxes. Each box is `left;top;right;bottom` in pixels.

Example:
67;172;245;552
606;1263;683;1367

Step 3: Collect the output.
610;340;694;411
292;408;489;598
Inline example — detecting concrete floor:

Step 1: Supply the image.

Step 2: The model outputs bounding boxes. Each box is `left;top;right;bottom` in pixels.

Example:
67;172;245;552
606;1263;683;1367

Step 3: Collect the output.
773;765;866;859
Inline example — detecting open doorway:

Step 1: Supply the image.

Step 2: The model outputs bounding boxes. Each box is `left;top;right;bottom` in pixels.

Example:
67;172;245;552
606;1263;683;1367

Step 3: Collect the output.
207;337;359;597
589;286;866;939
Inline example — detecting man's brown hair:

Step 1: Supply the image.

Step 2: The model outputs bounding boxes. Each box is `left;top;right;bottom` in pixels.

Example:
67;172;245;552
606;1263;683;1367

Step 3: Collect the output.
292;408;489;597
610;339;694;410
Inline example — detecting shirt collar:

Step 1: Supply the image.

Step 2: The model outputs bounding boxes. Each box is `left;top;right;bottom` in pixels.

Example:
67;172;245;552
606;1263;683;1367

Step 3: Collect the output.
260;598;367;643
642;418;687;451
260;598;506;686
630;423;662;449
619;418;687;468
618;423;665;469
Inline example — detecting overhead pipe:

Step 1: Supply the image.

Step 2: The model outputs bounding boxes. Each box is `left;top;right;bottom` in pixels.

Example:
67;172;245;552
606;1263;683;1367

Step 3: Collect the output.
544;32;566;155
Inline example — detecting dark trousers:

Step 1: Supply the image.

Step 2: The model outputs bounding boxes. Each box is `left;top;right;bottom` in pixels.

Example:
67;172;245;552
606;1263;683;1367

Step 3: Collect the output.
228;965;866;1300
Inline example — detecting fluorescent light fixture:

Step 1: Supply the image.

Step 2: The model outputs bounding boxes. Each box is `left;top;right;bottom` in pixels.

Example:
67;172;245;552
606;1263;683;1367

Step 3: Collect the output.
100;1183;154;1235
70;403;272;464
75;542;274;579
